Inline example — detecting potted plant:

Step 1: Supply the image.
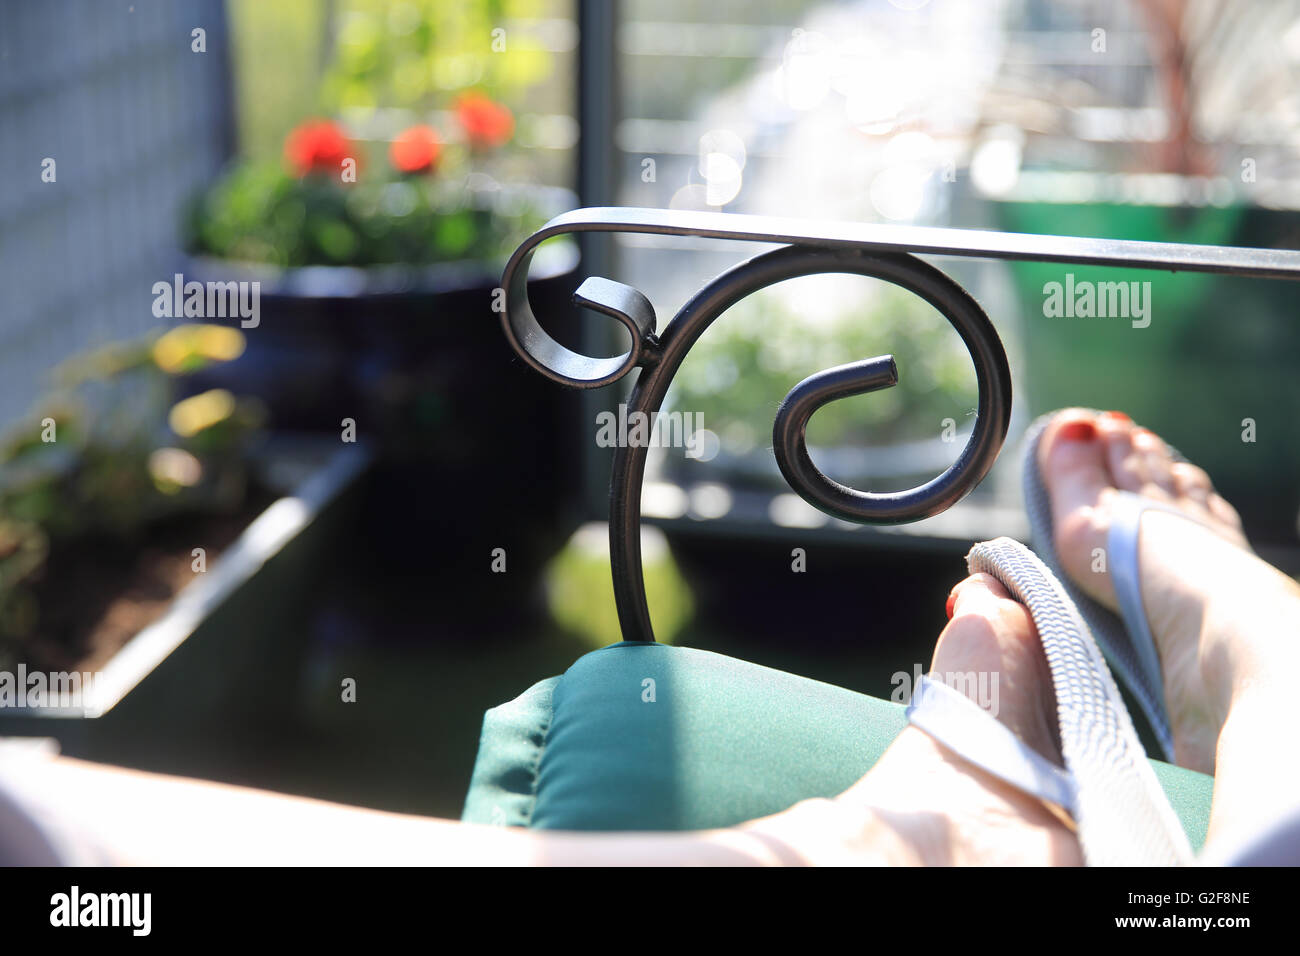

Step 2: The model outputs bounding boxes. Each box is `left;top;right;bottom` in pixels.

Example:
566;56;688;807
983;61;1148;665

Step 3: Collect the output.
179;89;585;620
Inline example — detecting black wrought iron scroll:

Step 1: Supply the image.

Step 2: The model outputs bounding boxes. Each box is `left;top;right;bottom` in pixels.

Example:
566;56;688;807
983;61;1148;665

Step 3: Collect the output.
500;207;1300;644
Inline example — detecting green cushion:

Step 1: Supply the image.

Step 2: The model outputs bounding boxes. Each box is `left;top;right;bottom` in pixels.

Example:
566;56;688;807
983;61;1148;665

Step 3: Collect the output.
462;642;1213;850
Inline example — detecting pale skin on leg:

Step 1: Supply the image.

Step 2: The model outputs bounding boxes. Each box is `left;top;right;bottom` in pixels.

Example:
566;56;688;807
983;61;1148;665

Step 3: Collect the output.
1;575;1079;866
1035;408;1300;852
6;410;1296;864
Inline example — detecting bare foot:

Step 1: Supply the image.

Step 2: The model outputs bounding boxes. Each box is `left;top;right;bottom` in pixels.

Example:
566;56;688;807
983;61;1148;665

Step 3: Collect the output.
749;574;1081;865
1036;408;1300;849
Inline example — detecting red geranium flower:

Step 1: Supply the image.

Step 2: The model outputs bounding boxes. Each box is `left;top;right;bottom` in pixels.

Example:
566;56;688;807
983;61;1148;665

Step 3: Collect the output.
284;119;355;177
389;125;442;174
454;92;514;150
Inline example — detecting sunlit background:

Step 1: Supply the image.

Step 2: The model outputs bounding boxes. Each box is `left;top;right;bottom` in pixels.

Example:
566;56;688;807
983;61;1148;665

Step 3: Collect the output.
2;0;1299;816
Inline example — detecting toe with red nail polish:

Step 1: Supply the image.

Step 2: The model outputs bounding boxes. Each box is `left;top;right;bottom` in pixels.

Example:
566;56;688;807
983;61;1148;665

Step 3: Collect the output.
1057;420;1097;442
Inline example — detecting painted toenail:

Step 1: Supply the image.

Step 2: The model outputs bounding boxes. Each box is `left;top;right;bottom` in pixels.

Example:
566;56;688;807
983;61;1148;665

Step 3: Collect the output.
945;590;957;619
1058;420;1097;442
1100;411;1131;423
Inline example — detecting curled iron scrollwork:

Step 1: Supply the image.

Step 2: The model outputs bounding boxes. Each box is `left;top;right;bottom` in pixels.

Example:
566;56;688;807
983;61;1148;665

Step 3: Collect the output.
500;207;1300;643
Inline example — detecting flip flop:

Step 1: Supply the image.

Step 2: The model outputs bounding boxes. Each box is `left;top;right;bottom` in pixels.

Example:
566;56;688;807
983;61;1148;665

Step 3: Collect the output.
907;536;1194;866
1019;410;1195;761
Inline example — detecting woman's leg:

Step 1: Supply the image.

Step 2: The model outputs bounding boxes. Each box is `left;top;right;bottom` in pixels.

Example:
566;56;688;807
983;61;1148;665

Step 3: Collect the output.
1035;408;1300;853
0;574;1078;866
8;408;1294;865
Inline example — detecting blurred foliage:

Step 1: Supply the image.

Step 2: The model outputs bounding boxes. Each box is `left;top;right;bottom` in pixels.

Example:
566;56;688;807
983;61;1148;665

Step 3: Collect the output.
229;0;331;162
186;160;550;267
230;0;560;160
320;0;554;116
0;327;262;659
669;280;976;460
207;0;562;268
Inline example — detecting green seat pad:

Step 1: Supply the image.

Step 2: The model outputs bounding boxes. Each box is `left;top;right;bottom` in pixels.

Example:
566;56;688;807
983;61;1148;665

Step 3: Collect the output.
462;642;1213;850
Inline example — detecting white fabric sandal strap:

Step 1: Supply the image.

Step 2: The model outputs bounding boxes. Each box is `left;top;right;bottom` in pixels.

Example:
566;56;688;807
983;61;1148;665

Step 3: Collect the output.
1020;411;1178;761
914;537;1195;865
906;675;1077;815
966;538;1193;865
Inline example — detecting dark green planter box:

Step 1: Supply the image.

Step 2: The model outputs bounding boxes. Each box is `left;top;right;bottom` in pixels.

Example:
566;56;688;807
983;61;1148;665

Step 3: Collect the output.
0;441;371;774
